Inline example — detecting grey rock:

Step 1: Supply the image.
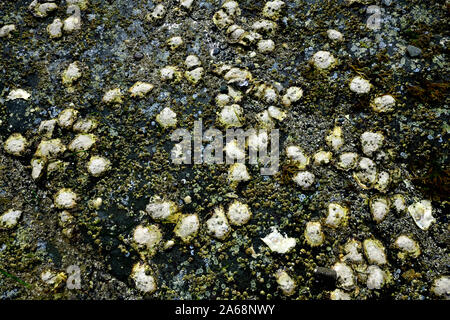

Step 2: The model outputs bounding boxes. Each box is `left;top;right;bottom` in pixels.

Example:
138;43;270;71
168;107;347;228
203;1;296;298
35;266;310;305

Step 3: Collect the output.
407;45;422;57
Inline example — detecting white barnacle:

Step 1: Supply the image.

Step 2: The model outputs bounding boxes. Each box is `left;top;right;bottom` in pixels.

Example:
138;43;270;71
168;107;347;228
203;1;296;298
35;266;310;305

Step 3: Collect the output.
343;239;364;264
313;150;332;165
39;119;57;138
431;276;450;299
349;76;371;94
174;214;200;243
228;163;250;184
375;170;390;193
262;227;296;253
47;18;63;38
257;39;275;53
353;157;377;189
57;108;79;129
366;265;387;290
370;197;390;223
325;126;344;151
262;0;285;21
361;131;384;156
32;2;58;18
268;106;287;121
252;20;277;35
394;235;420;259
292;171;315;189
54;188;77;209
225;139;245;162
180;0;194;10
275;270;296;296
304;221;324;247
68;134;96;152
156;107;177;128
311;51;336;69
325;203;349;228
73;118;98;133
146;197;179;222
6;89;31;101
4;133;27;156
185;67;204;84
226;200;252;226
363;239;387;265
151;4;166;20
133;224;162;256
102;88;123;104
371;95;396;113
87;156;111;177
0;209;22;229
408;200;435;231
333;262;355;290
330;289;351;300
160;66;182;82
31;158;46;180
128;82;154;98
63;5;82;33
219;104;243;128
215;94;231;107
336;152;358;171
327;29;343;41
35;139;66;158
185;55;202;69
131;262;157;294
391;194;406;213
281;86;303;107
166;36;184;50
255;110;274;129
206;207;231;240
223;68;252;85
62;62;82;86
286;146;309;169
0;24;16;38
